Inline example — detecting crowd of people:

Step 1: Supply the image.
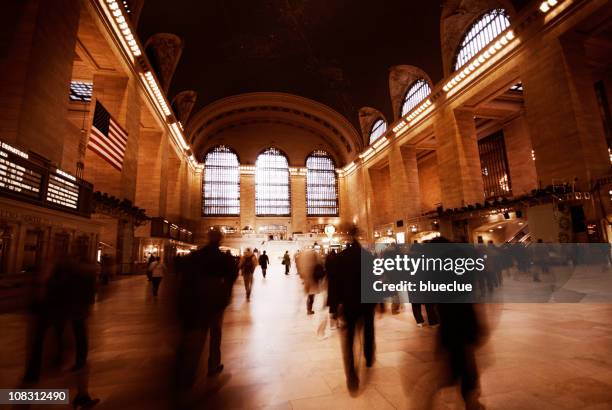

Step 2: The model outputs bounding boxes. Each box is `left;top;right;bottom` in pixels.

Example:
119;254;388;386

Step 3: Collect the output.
21;227;612;410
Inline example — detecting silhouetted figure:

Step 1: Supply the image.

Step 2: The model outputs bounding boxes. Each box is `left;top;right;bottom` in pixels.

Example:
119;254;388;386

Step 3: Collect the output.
325;249;339;327
532;239;549;282
100;253;112;285
149;256;166;296
332;228;375;394
282;251;291;275
240;248;257;301
23;253;99;408
175;229;238;391
258;251;270;278
411;303;439;327
146;254;155;282
420;237;486;410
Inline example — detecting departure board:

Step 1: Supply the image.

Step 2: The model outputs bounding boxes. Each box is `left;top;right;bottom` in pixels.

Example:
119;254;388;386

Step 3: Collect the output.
0;142;43;200
46;169;80;210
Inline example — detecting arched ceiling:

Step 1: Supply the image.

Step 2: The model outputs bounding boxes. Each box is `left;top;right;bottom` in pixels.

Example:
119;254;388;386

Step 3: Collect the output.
187;92;362;166
138;0;531;131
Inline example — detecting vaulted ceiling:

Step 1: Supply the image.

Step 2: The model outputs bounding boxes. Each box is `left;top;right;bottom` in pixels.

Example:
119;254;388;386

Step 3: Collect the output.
137;0;532;130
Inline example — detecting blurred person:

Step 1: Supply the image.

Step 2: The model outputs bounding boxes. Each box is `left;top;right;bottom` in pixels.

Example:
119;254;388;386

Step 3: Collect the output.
100;253;112;285
411;303;439;328
485;240;501;289
150;256;166;296
239;248;257;301
416;237;487;410
532;239;549;282
325;249;339;329
282;250;291;275
331;226;375;394
175;228;238;392
297;250;325;315
258;250;270;278
22;251;99;408
146;254;156;282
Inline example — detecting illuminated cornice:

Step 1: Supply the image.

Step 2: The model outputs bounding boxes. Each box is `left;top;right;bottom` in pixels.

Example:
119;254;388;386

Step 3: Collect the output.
96;0;200;171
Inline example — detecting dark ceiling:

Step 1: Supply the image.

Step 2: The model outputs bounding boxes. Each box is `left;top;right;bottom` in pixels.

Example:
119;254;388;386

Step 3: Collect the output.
138;0;531;130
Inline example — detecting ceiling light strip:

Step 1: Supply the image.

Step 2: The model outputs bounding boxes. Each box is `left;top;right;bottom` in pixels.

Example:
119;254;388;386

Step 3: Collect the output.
443;29;517;96
98;0;204;171
100;0;141;58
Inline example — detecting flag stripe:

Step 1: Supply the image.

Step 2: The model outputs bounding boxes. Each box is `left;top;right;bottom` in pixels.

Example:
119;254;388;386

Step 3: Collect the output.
102;124;127;152
87;144;122;171
87;101;128;170
90;127;124;161
110;120;128;140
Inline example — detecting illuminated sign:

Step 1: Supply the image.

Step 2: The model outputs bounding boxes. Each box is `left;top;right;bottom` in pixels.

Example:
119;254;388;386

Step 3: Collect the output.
0;143;42;201
46;169;80;210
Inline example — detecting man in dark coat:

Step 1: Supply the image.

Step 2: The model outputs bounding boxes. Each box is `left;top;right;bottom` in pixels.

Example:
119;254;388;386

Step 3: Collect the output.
331;228;375;394
258;250;270;278
175;228;238;389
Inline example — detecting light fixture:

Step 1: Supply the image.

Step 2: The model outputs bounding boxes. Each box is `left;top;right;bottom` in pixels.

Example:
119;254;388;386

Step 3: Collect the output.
443;30;515;93
103;0;141;57
540;0;560;13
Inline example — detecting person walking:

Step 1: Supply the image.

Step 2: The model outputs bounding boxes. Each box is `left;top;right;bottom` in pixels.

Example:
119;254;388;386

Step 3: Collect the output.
258;250;270;278
146;254;155;282
330;226;375;394
23;252;99;408
282;250;291;275
411;303;439;327
150;257;166;296
175;228;238;392
240;248;257;301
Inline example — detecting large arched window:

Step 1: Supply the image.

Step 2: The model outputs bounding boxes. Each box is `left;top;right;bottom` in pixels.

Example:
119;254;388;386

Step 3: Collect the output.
369;119;387;145
306;150;338;216
256;147;290;216
400;79;431;117
202;145;240;216
453;9;510;71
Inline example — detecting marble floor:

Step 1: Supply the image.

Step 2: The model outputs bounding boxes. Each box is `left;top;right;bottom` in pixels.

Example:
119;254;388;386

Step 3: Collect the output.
1;265;612;409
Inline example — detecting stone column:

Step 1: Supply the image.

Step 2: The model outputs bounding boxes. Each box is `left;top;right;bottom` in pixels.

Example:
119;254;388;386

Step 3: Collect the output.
240;172;255;230
165;150;182;221
521;34;609;192
388;143;421;224
434;107;484;209
290;173;307;233
503;116;537;196
135;130;165;216
0;0;81;167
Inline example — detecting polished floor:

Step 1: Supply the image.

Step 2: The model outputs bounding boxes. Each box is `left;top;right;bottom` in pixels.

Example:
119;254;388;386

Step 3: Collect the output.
1;265;612;409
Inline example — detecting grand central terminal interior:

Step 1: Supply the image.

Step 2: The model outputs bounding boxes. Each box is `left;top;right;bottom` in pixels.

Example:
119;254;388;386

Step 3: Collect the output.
1;0;612;408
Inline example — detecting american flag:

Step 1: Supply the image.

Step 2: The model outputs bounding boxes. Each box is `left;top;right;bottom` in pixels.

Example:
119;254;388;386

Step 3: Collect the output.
88;101;128;171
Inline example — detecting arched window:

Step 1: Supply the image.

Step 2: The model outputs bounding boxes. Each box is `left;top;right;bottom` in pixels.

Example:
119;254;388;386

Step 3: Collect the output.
202;145;240;216
369;119;387;145
256;147;290;216
306;150;338;216
400;79;431;117
453;9;510;71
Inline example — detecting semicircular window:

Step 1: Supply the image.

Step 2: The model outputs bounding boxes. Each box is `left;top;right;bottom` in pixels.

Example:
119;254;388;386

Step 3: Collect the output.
453;9;511;71
400;79;431;117
369;119;387;145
